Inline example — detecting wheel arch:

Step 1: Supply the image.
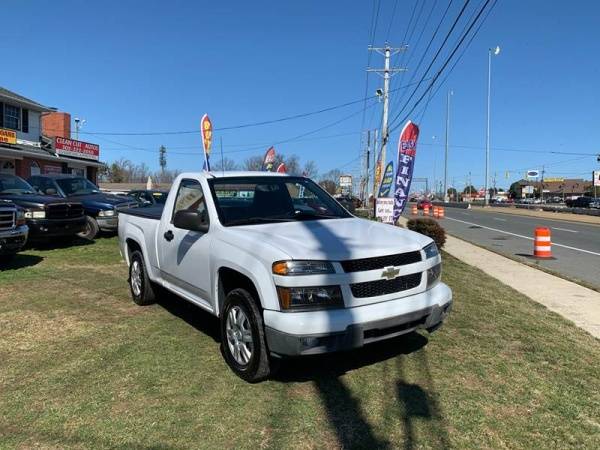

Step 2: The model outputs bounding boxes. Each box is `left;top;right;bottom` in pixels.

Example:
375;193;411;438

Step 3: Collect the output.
217;266;262;317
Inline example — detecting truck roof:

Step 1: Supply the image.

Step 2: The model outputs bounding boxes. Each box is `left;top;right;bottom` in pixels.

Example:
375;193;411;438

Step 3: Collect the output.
182;171;293;179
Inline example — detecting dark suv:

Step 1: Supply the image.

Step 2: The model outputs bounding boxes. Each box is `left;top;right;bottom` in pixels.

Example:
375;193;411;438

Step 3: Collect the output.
28;175;137;240
0;174;86;241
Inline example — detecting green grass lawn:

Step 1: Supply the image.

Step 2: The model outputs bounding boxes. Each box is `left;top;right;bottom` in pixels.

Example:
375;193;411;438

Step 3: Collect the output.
1;237;599;449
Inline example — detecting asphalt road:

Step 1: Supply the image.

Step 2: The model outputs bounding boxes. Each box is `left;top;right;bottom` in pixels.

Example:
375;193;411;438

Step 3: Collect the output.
407;208;600;289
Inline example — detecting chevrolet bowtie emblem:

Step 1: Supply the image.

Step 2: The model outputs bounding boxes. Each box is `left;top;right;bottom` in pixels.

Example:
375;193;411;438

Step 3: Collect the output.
381;266;400;280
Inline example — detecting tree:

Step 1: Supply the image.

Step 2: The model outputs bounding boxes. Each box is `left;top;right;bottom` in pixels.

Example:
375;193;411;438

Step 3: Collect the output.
243;155;264;171
159;145;167;174
447;187;458;201
302;160;318;178
508;180;523;199
319;179;337;195
212;157;238;171
462;185;477;195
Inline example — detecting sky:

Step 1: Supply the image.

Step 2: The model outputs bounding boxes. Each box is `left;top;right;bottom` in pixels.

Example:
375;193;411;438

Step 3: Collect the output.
2;0;600;191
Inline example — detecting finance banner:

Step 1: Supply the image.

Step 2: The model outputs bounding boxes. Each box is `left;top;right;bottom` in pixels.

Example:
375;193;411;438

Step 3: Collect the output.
392;121;419;223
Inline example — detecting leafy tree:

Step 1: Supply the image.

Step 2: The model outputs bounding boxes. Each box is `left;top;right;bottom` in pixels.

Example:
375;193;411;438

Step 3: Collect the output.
447;187;458;201
462;185;477;195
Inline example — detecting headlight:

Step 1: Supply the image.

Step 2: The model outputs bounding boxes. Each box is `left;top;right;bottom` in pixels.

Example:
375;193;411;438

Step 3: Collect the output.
272;260;335;275
98;209;116;217
423;242;439;259
16;209;26;226
24;210;46;219
426;263;442;289
276;286;343;310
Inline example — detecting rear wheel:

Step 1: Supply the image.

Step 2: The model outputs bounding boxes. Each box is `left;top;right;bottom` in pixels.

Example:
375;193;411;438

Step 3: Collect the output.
129;250;156;305
78;215;99;241
220;288;272;382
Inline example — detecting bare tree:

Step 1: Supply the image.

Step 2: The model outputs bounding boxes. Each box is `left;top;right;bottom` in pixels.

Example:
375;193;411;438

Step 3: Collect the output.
243;155;264;171
302;160;318;178
212;157;238;171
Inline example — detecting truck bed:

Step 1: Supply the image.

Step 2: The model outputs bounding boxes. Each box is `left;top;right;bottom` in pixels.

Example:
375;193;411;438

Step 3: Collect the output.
120;205;164;220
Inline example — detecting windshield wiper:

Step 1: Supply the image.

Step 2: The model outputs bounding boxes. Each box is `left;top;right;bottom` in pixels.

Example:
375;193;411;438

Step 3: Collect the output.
292;211;339;220
226;217;293;226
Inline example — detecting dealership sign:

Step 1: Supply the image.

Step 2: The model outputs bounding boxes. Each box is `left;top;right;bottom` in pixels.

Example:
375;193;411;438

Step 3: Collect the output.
54;137;100;161
594;171;600;187
526;170;540;179
0;128;17;145
375;198;394;224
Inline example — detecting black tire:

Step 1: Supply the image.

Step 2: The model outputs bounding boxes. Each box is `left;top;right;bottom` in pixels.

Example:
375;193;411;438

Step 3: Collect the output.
220;288;272;383
78;215;100;241
128;250;156;306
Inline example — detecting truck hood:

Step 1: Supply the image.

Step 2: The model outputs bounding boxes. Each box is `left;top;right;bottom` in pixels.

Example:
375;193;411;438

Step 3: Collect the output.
228;217;431;261
65;193;135;210
0;193;67;206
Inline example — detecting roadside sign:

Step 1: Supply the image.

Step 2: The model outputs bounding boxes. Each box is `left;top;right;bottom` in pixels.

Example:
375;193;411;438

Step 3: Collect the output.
526;170;540;180
375;198;394;224
593;171;600;187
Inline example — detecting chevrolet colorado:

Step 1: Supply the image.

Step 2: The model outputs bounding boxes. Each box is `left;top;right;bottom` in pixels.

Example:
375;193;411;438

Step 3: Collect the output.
118;172;452;382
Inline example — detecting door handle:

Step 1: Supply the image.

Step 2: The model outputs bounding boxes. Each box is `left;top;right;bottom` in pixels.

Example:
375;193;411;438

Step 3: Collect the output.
164;230;174;242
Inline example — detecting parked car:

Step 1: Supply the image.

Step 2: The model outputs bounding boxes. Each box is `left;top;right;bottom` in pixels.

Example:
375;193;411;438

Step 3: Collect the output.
28;175;138;240
127;190;169;206
589;199;600;209
565;196;592;208
417;199;433;210
119;172;452;382
0;174;86;241
0;200;28;259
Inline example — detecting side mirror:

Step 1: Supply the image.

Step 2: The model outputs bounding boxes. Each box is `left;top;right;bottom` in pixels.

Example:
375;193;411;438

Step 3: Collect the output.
45;188;57;195
173;209;209;233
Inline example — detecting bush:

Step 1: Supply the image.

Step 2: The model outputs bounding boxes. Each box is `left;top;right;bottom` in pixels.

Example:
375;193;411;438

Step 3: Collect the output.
406;218;446;249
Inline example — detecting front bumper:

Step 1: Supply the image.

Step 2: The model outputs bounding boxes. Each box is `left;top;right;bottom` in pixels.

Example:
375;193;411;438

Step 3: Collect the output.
97;216;118;230
0;225;28;255
27;217;86;239
264;282;452;356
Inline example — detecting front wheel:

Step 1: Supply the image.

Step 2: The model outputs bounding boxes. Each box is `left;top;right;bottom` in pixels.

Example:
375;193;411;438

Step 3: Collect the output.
220;288;272;383
77;215;100;241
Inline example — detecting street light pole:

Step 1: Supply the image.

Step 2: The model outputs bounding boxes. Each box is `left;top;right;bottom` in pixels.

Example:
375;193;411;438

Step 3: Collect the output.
485;46;500;206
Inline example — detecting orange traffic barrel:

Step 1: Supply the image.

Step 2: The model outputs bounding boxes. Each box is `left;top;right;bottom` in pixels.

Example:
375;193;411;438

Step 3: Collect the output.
534;227;552;258
423;205;430;216
411;205;418;215
433;206;439;218
438;207;445;219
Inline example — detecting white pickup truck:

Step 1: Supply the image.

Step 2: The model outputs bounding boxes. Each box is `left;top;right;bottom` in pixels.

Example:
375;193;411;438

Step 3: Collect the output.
118;172;452;382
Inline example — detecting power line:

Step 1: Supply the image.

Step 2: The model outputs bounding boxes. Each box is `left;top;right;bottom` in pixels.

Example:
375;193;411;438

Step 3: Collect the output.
388;0;455;118
389;0;493;133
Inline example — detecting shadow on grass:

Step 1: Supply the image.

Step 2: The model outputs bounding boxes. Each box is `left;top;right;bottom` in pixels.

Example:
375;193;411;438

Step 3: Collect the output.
26;237;94;251
0;253;44;270
273;333;430;450
155;289;221;343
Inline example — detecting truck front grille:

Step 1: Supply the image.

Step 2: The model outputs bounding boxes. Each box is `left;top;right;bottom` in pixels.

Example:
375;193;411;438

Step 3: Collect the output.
350;272;422;298
341;251;422;273
0;209;15;230
46;203;85;219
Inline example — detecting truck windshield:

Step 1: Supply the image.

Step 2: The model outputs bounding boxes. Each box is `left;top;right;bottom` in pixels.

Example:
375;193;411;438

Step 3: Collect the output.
55;177;101;196
209;176;352;226
0;175;37;195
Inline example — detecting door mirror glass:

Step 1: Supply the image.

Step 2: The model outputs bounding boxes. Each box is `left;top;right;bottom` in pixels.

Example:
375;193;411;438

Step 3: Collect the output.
173;209;209;233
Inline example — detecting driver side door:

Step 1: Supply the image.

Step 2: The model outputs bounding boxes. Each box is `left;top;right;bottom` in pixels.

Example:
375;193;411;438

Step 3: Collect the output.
158;178;214;311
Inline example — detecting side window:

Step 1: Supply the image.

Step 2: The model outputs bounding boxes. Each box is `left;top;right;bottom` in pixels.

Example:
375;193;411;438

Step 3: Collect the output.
172;179;207;221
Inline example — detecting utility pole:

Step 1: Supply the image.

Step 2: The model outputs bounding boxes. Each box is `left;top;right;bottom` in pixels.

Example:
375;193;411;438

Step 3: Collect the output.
368;44;407;170
444;90;452;202
365;130;371;201
540;165;545;203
